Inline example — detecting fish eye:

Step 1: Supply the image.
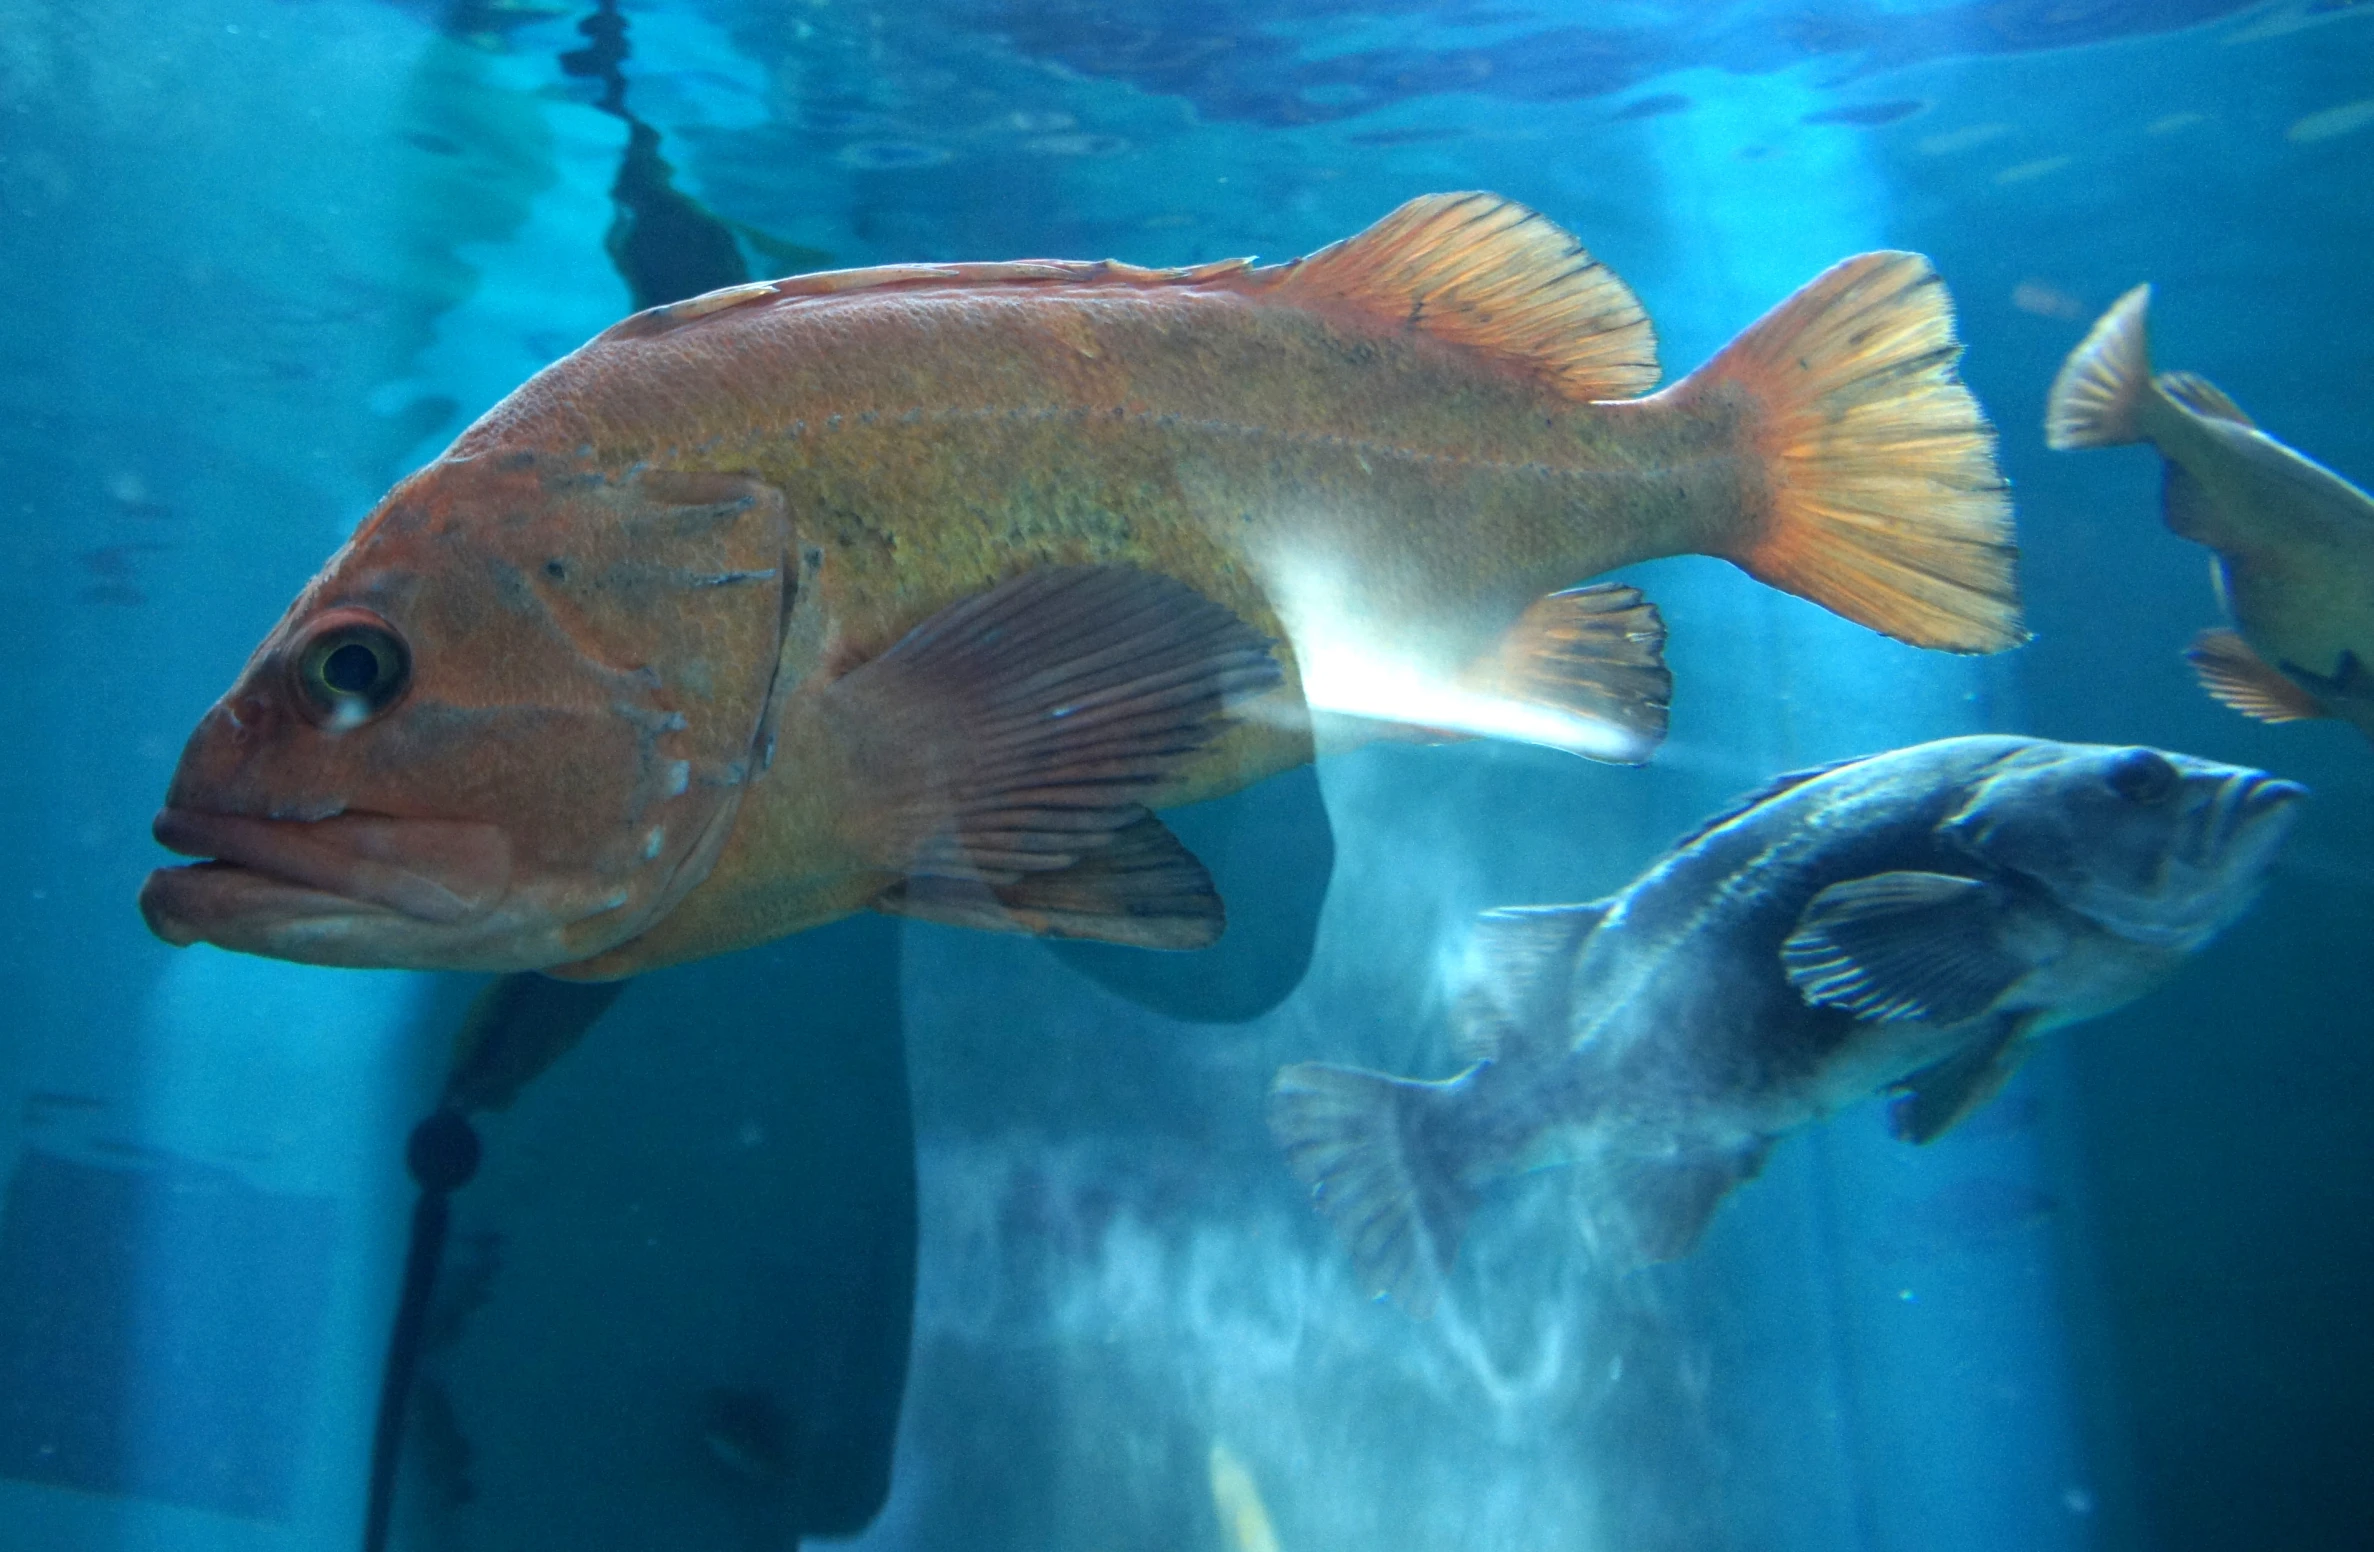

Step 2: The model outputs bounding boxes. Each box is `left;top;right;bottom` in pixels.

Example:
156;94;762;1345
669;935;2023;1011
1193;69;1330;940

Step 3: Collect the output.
2105;748;2180;805
290;609;411;728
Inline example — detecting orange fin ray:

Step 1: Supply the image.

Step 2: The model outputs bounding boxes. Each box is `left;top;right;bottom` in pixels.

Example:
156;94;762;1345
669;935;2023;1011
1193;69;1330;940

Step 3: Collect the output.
877;813;1223;948
828;567;1279;940
1463;583;1670;764
2185;629;2330;723
1266;192;1660;401
1685;251;2022;653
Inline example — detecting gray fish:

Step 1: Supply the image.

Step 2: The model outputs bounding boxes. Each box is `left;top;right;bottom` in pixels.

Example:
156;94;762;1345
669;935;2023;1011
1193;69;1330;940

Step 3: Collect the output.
2046;286;2374;743
1269;735;2301;1316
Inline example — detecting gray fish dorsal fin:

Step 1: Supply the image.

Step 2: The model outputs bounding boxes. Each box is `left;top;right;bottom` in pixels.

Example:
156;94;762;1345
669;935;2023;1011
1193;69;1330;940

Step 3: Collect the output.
1666;758;1864;854
2156;370;2255;427
1451;902;1608;1061
1585;1139;1773;1267
1887;1017;2034;1144
1782;871;2036;1025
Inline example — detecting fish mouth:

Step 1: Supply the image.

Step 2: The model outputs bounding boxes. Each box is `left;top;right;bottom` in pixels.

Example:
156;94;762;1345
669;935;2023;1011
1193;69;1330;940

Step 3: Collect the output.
140;808;514;948
2208;772;2308;854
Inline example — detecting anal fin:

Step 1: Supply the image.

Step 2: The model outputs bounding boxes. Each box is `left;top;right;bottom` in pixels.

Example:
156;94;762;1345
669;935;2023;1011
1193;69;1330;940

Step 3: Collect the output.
877;813;1221;948
2185;629;2330;723
1587;1141;1772;1267
1461;583;1671;764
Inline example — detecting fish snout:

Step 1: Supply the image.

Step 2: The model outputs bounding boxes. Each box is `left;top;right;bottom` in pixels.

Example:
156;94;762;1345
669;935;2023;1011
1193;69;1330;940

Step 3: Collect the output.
2210;770;2308;857
147;808;514;927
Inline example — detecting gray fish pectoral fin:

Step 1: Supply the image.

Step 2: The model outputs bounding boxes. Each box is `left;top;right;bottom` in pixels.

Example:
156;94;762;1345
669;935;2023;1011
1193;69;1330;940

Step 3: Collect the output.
1886;1016;2035;1145
1781;871;2031;1025
1589;1139;1772;1267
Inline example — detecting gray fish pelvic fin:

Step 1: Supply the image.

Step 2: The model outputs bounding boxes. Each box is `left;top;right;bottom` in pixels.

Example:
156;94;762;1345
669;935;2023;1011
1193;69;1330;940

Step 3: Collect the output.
1586;1139;1774;1268
1886;1015;2036;1145
1781;871;2039;1025
1268;1063;1480;1319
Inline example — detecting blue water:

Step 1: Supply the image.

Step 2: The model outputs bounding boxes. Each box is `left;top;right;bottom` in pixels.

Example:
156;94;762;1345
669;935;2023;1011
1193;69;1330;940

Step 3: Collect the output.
2;3;2369;1549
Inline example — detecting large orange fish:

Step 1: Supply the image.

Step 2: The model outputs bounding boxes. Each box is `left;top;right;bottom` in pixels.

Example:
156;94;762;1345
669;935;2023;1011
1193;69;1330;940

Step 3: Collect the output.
141;193;2020;979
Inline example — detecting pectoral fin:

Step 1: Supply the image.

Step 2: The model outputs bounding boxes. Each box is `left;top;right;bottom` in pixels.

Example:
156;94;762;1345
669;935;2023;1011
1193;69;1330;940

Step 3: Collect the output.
830;566;1280;948
1887;1018;2033;1144
1463;584;1671;764
2186;629;2330;723
1782;872;2032;1025
1588;1141;1772;1266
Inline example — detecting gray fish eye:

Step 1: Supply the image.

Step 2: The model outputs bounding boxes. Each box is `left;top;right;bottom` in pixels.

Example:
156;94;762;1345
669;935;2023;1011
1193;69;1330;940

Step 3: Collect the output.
2105;748;2179;805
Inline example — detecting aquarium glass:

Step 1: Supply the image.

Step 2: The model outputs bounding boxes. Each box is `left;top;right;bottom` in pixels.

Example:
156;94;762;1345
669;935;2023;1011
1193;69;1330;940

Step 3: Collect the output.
2;2;2368;1549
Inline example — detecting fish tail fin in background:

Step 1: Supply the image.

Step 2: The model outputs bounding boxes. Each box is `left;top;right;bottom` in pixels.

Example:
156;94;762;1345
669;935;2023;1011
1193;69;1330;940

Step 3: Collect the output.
1675;251;2024;653
2045;282;2158;449
1267;1063;1478;1319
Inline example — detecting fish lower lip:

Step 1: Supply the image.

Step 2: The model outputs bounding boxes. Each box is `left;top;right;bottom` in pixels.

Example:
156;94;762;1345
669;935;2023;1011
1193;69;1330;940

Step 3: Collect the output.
148;809;512;926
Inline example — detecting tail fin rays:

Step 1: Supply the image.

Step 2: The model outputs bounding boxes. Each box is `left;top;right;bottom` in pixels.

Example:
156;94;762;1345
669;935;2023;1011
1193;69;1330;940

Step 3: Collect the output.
1681;251;2023;654
1267;1063;1476;1318
2045;284;2155;449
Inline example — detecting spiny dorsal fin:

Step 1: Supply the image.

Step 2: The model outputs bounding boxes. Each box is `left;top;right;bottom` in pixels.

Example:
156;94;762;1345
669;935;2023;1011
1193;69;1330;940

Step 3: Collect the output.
1665;757;1864;854
1266;193;1661;401
2185;629;2329;723
1451;901;1607;1062
597;255;1260;343
1463;583;1671;764
2157;370;2254;427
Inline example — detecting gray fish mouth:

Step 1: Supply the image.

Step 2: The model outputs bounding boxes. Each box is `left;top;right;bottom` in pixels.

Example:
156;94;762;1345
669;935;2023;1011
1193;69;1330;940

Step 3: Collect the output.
141;808;513;944
2203;772;2307;859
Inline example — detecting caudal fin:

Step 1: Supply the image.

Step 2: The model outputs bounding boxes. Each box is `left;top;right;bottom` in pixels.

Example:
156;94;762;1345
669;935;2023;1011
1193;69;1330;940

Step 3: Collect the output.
1267;1062;1476;1318
1681;252;2022;654
2045;284;2155;450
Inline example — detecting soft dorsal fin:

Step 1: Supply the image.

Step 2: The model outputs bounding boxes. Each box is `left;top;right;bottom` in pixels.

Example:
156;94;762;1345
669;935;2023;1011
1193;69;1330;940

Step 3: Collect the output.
1451;902;1607;1062
2157;370;2255;427
1665;757;1864;854
595;193;1660;401
1265;193;1661;401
